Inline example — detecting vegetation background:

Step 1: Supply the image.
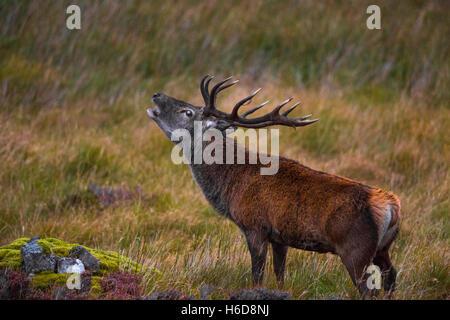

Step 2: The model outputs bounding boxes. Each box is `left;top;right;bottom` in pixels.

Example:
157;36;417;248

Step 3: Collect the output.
0;0;448;299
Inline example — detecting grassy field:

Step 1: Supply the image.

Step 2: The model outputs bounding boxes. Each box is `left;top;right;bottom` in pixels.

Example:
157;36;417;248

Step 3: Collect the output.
0;0;449;299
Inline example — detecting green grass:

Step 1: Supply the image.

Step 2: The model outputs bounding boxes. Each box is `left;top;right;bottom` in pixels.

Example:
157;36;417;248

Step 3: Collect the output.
0;0;449;299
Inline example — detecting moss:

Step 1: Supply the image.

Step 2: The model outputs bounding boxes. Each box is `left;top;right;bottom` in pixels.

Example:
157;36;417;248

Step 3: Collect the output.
0;238;28;269
29;273;104;297
30;272;70;290
89;276;102;298
0;250;22;269
0;238;29;251
0;237;143;275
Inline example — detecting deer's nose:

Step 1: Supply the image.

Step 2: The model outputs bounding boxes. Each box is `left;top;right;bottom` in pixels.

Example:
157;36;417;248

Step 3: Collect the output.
152;93;161;99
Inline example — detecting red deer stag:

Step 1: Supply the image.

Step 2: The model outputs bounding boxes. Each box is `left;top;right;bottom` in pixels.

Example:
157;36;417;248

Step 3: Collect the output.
146;75;401;298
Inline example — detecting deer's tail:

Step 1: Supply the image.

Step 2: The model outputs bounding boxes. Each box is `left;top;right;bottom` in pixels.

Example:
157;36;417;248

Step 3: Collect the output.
368;189;401;251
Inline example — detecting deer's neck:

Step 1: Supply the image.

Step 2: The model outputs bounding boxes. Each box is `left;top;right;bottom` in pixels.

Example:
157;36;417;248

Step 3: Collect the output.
187;137;257;218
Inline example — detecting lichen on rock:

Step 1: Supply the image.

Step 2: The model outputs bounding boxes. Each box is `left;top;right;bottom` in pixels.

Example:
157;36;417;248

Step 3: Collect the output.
21;239;57;273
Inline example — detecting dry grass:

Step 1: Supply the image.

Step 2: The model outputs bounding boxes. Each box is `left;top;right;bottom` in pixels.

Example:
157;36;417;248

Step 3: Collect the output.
0;0;449;299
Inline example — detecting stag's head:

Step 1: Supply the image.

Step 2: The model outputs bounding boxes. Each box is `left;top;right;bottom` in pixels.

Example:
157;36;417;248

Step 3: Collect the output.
147;75;318;139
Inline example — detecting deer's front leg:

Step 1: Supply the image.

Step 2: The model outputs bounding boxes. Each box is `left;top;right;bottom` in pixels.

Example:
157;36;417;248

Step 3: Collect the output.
272;242;288;285
244;231;268;285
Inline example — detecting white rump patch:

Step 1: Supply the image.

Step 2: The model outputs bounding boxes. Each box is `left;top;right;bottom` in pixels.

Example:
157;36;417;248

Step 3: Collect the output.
378;204;399;249
378;205;392;248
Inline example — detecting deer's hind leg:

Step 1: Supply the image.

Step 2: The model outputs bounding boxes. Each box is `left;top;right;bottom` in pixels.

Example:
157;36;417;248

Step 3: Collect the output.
373;249;397;298
244;231;268;285
339;244;378;299
373;232;398;298
338;224;379;299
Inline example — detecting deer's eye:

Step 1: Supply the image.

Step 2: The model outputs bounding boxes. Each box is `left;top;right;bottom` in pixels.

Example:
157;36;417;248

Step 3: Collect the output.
184;110;193;117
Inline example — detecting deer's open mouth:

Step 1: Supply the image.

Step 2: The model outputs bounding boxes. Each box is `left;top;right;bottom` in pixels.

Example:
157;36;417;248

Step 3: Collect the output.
146;106;160;119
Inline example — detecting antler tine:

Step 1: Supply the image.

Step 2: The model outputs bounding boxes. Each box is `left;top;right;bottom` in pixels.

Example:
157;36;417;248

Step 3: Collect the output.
205;76;214;91
230;88;262;119
297;113;312;120
206;76;234;113
200;75;213;103
281;102;300;117
216;79;239;94
292;118;319;127
210;76;233;95
241;100;269;118
272;98;293;116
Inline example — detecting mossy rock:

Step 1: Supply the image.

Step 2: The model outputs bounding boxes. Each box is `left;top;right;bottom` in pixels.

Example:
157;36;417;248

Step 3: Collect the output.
0;238;151;298
0;238;142;275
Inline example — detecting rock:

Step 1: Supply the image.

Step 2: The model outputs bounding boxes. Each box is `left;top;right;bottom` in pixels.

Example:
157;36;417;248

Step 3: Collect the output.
0;269;9;299
199;284;214;299
68;246;100;273
88;184;135;207
21;240;57;273
56;257;85;274
21;240;42;255
87;184;152;207
229;288;291;300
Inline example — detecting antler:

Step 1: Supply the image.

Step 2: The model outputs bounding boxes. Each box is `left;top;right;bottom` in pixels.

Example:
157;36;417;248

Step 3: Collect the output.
200;75;319;129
